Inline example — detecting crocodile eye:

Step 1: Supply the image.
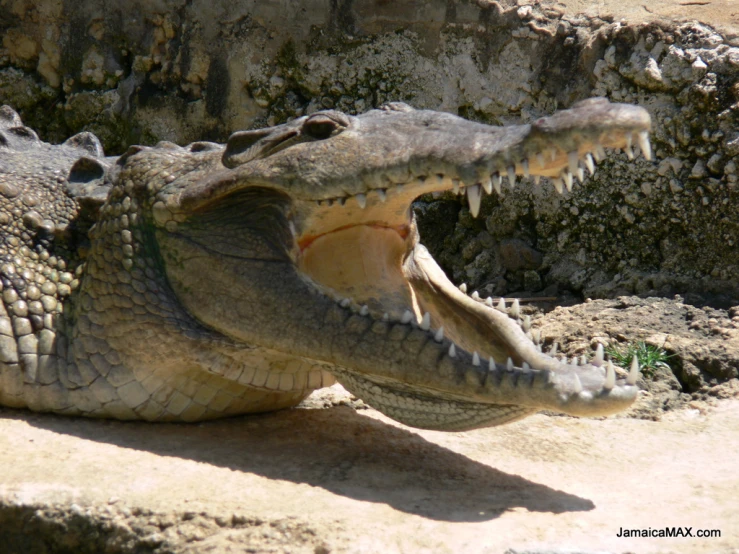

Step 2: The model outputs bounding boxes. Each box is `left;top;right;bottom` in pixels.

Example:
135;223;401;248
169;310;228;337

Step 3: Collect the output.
302;112;349;140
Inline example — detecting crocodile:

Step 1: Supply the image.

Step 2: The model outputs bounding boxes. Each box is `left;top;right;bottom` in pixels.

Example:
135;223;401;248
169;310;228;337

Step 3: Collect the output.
0;100;650;431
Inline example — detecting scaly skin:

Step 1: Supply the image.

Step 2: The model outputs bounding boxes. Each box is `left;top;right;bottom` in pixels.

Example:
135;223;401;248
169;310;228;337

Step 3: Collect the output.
0;100;650;430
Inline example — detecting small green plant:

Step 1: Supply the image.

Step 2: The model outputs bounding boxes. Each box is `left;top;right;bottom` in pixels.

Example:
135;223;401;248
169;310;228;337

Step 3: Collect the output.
605;341;674;377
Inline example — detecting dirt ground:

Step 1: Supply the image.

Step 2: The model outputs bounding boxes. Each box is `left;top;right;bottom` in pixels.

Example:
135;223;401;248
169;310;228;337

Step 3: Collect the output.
555;0;739;35
0;388;737;553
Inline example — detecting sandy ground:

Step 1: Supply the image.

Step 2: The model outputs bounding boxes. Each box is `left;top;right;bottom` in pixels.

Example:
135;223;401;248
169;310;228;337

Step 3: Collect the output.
1;386;737;553
558;0;739;35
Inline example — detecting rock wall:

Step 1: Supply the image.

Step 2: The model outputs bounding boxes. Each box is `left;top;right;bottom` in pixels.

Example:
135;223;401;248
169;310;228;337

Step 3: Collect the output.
1;0;738;303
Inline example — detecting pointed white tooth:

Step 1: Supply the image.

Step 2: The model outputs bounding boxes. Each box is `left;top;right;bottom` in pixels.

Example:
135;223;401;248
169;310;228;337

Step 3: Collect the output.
482;177;493;195
549;342;558;355
580;354;588;366
507;165;516;187
572;373;583;393
509;298;520;318
420;311;431;330
471;290;480;300
459;283;468;293
484;297;493;307
594;144;606;162
576;167;584;182
559;355;566;363
627;355;640;384
492;173;502;194
625;133;633;150
536;152;546;168
563;171;573;192
637;131;652;161
568;151;579;174
593;343;604;366
584;153;596;174
549;148;557;162
472;352;480;366
434;326;445;342
522;315;531;332
623;145;634;160
338;197;347;206
506;357;514;370
452;179;460;195
496;298;506;312
553;178;564;194
531;329;541;344
340;298;351;308
572;357;578;366
522;159;530;178
449;344;456;358
377;189;387;202
533;175;541;185
355;193;367;208
382;313;389;321
604;360;616;390
401;310;414;324
467;184;482;217
522;362;530;371
360;305;369;316
537;344;543;352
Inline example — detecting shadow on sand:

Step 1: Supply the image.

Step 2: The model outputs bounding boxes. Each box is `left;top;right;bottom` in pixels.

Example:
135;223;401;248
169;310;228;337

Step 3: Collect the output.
8;405;594;522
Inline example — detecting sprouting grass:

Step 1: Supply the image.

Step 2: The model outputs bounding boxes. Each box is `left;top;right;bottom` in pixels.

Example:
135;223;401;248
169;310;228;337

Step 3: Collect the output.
605;341;674;377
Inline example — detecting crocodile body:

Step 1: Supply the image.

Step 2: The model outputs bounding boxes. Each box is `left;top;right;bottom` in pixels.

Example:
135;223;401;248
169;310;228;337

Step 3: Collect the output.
0;100;650;430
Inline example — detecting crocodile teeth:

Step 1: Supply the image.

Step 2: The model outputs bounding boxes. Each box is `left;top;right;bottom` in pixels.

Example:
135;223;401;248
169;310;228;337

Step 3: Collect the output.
340;298;351;308
484;297;493;307
553;178;564;194
572;373;583;393
563;171;573;192
382;313;389;321
637;131;652;161
576;167;584;182
420;311;431;330
338;197;347;206
531;328;541;344
355;193;367;209
584;153;596;175
594;144;606;162
459;283;468;293
449;344;456;357
522;315;531;332
452;179;461;195
624;146;634;160
536;152;546;168
401;310;414;324
593;343;604;366
533;175;541;185
568;151;579;175
360;305;369;316
604;360;616;390
580;354;587;366
496;298;506;312
509;298;520;318
471;290;480;300
506;357;514;370
467;184;482;217
522;159;530;178
492;173;502;194
472;352;480;366
627;355;640;384
549;342;558;355
434;326;445;342
507;165;516;187
377;189;387;202
522;362;530;371
482;177;493;194
549;148;557;162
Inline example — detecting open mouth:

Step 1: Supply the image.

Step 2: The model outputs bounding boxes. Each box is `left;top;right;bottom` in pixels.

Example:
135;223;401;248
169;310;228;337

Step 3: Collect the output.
173;99;650;430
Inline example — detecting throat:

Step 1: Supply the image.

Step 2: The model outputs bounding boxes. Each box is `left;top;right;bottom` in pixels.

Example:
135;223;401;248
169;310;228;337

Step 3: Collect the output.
297;225;416;319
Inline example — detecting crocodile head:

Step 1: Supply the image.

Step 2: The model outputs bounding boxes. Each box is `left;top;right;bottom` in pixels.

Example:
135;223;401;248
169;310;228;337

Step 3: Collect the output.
138;98;650;430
